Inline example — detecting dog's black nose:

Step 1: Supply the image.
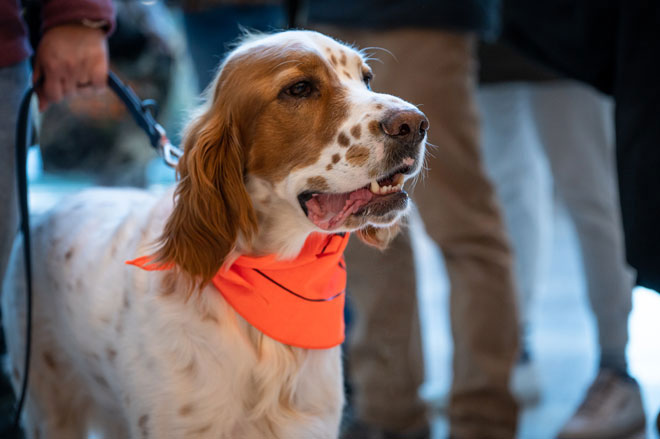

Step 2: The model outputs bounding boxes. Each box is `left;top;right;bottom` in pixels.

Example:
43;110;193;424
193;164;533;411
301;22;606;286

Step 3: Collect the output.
381;109;429;143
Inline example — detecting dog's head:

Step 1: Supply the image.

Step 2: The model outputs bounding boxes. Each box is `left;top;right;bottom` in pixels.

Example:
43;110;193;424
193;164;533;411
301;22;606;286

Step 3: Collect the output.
156;30;427;282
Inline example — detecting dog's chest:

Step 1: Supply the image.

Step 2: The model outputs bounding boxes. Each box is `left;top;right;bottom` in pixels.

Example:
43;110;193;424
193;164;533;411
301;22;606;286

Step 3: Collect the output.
108;291;345;436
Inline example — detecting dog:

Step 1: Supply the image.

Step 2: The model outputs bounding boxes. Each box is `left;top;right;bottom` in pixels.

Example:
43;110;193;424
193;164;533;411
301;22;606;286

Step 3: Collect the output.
2;30;427;439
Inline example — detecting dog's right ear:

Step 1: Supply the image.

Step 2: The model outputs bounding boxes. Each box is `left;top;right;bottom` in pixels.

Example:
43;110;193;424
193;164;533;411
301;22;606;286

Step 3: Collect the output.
154;99;257;286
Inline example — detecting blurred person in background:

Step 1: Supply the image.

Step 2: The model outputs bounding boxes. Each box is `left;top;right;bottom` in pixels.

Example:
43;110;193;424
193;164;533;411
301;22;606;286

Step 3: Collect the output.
178;0;286;92
477;42;644;438
38;1;182;187
0;0;114;431
306;2;521;438
501;0;660;434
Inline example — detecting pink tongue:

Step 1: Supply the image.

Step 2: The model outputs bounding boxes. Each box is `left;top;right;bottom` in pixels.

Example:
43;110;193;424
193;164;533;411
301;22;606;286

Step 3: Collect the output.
306;188;375;230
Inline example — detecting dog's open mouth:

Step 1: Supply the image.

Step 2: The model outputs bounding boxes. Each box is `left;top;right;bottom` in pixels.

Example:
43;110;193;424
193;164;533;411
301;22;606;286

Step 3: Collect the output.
298;165;412;230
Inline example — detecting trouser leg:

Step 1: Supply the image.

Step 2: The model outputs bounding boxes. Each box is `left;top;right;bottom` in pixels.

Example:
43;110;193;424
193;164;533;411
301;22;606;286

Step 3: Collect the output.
0;60;29;429
345;229;427;433
0;61;28;295
477;83;553;352
531;82;633;371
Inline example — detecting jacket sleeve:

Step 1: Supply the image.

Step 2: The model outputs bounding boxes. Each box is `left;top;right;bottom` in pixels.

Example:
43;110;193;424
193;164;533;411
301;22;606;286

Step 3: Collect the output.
41;0;116;34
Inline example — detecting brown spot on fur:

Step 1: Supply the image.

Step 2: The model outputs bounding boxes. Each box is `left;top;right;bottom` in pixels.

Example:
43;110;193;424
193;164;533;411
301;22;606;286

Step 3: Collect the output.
179;403;194;416
93;374;109;388
368;120;381;136
340;51;347;66
106;347;117;363
332;154;341;164
375;103;383;110
350;124;361;139
330;54;337;66
182;359;197;376
65;249;73;260
307;176;330;192
100;316;111;325
190;424;212;436
43;352;57;371
147;357;157;372
159;270;178;297
346;145;370;166
202;311;219;325
138;414;149;439
343;70;351;79
337;132;350;147
326;163;333;171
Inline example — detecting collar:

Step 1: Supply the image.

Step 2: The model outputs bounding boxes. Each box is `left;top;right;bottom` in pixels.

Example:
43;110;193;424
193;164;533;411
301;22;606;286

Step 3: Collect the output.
127;233;350;349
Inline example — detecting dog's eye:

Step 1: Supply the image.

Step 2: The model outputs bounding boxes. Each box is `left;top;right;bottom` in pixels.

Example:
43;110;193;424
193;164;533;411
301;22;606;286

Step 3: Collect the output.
286;81;313;98
363;72;373;90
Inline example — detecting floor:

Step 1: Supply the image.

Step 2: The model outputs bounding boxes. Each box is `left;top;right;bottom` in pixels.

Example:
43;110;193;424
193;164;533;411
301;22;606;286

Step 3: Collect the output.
25;150;660;439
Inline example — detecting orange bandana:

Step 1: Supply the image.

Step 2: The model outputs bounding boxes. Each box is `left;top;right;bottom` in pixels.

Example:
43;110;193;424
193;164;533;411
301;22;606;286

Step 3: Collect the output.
127;233;349;349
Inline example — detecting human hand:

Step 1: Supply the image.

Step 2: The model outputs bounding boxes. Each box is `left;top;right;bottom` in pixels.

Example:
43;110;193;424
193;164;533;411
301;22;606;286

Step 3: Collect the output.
33;24;109;111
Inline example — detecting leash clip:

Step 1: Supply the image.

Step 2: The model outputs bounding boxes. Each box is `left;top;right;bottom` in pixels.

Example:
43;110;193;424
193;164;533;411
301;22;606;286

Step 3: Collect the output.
155;123;182;168
107;71;183;169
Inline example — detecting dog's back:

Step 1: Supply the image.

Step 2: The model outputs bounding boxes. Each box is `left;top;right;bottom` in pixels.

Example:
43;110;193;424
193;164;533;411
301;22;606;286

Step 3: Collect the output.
2;189;157;437
2;188;344;439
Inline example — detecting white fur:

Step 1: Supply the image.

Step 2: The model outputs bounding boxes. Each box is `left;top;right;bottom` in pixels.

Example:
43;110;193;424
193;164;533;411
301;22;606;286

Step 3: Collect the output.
2;189;343;439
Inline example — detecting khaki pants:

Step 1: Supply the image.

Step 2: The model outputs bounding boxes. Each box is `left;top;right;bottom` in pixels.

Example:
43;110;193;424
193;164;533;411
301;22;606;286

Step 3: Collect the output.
316;28;520;438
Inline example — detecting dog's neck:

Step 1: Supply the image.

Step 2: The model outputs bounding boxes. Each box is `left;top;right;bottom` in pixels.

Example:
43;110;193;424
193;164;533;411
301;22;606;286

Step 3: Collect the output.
242;178;318;260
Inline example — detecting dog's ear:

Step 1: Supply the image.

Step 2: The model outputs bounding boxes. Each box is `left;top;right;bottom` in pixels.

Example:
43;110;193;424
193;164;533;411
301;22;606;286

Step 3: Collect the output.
355;224;400;250
155;102;257;285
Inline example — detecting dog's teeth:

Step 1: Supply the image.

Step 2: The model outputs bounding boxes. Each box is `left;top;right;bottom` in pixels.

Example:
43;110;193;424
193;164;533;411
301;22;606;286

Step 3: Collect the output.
371;178;404;195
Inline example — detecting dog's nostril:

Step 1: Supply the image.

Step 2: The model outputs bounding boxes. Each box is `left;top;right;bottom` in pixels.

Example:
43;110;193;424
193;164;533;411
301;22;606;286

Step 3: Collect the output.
381;110;428;139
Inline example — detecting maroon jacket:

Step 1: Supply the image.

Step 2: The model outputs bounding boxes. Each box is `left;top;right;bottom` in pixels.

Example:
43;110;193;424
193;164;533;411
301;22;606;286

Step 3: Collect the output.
0;0;115;68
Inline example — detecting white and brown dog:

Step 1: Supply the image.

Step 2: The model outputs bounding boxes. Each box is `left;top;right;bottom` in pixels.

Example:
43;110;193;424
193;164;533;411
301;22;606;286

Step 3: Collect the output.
2;30;427;439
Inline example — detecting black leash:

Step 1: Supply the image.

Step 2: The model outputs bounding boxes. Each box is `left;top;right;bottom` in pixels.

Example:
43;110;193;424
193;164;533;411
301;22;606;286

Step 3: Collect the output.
107;71;182;167
9;71;181;435
11;76;36;438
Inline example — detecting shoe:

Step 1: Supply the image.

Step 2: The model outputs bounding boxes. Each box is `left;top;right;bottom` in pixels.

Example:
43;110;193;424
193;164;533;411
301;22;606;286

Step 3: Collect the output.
557;369;646;439
511;354;541;406
341;420;430;439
